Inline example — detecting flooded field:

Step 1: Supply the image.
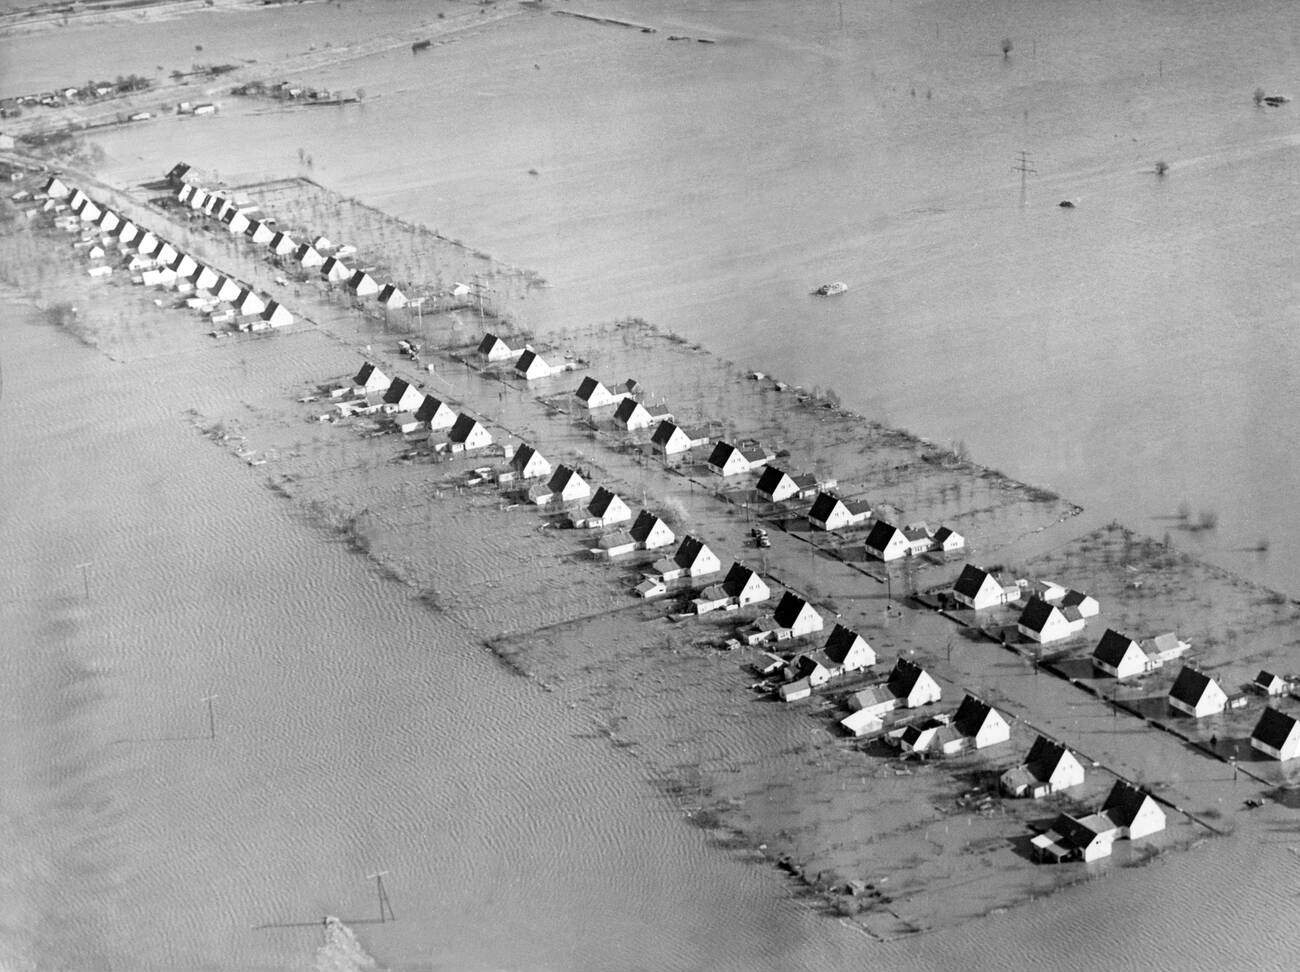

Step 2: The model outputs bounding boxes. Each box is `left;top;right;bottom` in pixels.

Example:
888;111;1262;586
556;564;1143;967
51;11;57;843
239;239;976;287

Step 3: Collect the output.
3;0;1299;969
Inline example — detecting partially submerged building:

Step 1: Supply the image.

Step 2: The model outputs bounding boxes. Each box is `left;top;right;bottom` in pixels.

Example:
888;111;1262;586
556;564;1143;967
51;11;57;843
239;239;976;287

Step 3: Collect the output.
806;492;871;531
1000;736;1086;798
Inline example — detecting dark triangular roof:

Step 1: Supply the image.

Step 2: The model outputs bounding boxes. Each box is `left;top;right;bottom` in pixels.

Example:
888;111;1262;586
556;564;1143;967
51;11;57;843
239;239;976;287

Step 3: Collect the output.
674;535;710;569
755;465;793;496
383;377;416;405
865;520;900;550
1017;597;1058;632
448;413;481;443
1024;735;1070;779
953;695;995;736
1093;628;1142;665
613;397;647;422
822;623;864;664
1168;666;1217;706
707;441;739;467
722;562;758;598
1252;706;1299;749
651;419;683;446
887;658;927;697
629;509;666;543
415;395;449;423
808;492;842;522
575;376;605;401
952;564;993;599
772;591;810;628
1101;781;1155;827
588;487;622;517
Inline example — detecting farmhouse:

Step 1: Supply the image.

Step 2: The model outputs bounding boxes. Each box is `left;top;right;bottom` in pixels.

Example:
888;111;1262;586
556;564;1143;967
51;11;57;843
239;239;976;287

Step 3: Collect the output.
806;492;871;531
514;348;554;381
574;377;619;409
415;395;456;430
755;466;800;503
477;333;513;361
1060;589;1100;618
1000;736;1086;798
545;465;591;505
1103;781;1166;840
771;592;824;639
864;521;933;561
586;488;633;528
1031;812;1118;864
821;624;875;672
651;420;696;456
1252;671;1288;697
629;510;675;551
269;231;297;257
951;564;1018;610
353;362;391;394
706;441;771;476
1251;707;1300;761
1017;597;1086;644
931;526;965;553
886;658;942;708
952;695;1011;749
612;397;655;431
383;378;425;414
447;414;493;450
720;562;770;607
651;535;720;581
1167;666;1228;718
509;443;551;480
1091;629;1151;679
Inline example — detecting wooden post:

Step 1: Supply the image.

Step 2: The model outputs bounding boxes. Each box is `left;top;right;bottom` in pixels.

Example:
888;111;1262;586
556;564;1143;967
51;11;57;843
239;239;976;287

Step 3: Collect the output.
202;694;218;740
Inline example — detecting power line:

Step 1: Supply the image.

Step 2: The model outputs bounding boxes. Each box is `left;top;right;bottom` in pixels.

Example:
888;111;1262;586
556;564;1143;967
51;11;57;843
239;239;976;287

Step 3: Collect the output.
1012;150;1037;205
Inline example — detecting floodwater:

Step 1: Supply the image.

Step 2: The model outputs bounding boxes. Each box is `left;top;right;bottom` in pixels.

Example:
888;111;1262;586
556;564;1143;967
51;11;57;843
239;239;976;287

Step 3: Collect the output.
3;0;1300;968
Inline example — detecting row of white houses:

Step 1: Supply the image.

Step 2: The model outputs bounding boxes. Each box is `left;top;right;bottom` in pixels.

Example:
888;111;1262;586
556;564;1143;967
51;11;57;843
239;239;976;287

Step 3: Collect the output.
43;176;293;330
174;174;409;311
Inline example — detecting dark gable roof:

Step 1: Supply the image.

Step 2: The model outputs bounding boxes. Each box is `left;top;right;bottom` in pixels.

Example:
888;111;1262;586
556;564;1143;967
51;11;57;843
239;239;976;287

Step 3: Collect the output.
953;695;993;735
1024;735;1069;778
823;623;861;662
1053;812;1113;850
1018;597;1057;632
722;562;756;597
1252;706;1299;749
707;441;738;467
613;396;644;422
353;361;378;384
516;348;541;371
477;333;505;353
1093;628;1140;665
415;395;447;423
1061;589;1091;608
1169;666;1215;705
589;487;620;517
933;526;957;543
674;535;709;569
576;376;601;400
865;520;899;550
629;509;661;542
773;591;810;628
887;658;925;697
383;377;415;405
448;413;479;442
378;283;401;302
1101;781;1153;827
808;492;841;522
650;420;680;446
547;464;578;492
755;465;787;495
952;564;992;599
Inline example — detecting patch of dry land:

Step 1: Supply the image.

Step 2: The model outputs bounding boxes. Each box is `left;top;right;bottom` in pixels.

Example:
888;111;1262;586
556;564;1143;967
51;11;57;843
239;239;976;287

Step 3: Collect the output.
4;154;1298;942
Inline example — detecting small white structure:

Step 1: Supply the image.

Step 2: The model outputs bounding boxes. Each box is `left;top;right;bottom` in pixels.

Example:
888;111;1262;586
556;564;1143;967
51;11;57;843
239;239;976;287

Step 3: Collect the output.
1251;707;1300;761
755;466;801;503
448;414;492;450
233;288;267;318
952;695;1011;750
1252;671;1289;697
1167;667;1228;718
321;256;351;283
1060;589;1100;618
720;562;770;608
932;526;965;553
773;592;824;639
865;521;933;561
260;301;293;329
211;275;242;303
887;658;942;709
296;243;325;268
269;230;297;257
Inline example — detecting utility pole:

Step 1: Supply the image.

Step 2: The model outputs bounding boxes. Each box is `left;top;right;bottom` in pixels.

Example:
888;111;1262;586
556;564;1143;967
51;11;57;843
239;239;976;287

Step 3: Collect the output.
201;694;218;740
1013;150;1036;206
367;871;395;923
75;562;92;601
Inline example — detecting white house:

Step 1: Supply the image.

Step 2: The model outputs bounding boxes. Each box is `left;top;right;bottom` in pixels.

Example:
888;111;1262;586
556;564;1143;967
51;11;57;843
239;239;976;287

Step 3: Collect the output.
807;493;871;531
296;243;325;268
720;562;770;607
321;257;351;283
887;658;942;708
1060;589;1101;618
952;695;1011;749
629;510;675;551
514;348;553;381
586;487;632;528
1017;597;1086;644
211;275;242;303
932;526;965;553
1251;707;1300;761
1102;781;1166;841
378;283;407;309
1000;736;1086;798
651;420;696;456
233;288;267;318
864;521;933;561
650;535;720;581
1167;667;1228;718
509;443;551;480
840;708;886;738
951;564;1018;610
448;414;492;450
415;395;456;431
269;230;297;257
477;333;513;362
347;270;381;298
755;466;800;503
706;441;771;476
1091;629;1151;679
1252;671;1289;697
192;264;221;292
772;592;824;639
574;377;619;409
260;301;293;329
383;378;425;414
353;361;390;394
822;623;875;673
612;397;655;431
546;466;591;505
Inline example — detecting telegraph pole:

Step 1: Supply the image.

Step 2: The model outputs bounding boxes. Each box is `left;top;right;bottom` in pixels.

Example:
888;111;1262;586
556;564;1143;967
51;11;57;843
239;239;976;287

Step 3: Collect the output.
367;871;395;922
75;561;92;601
1013;150;1037;206
201;694;219;740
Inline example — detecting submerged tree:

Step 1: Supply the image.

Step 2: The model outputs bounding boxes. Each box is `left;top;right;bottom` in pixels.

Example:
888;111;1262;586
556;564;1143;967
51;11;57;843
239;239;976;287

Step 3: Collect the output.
1254;87;1266;107
1154;160;1169;177
1000;37;1013;59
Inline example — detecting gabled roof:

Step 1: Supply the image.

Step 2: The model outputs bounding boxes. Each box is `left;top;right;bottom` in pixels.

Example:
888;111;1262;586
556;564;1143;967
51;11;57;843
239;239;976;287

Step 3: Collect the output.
448;413;486;443
952;564;994;599
1148;632;1181;655
511;443;545;471
674;535;712;570
1168;666;1219;707
1101;781;1158;829
629;510;670;543
478;333;509;354
575;376;609;402
1252;707;1299;749
651;419;687;446
1060;589;1094;609
414;394;451;424
707;441;740;467
952;695;998;736
823;624;867;664
588;487;626;518
1024;735;1073;779
722;562;761;598
547;464;587;494
1254;670;1285;690
887;658;929;697
772;591;813;629
808;492;843;522
613;397;651;423
933;526;961;544
383;377;418;406
865;520;901;549
755;465;793;496
1018;597;1060;632
1093;628;1143;666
